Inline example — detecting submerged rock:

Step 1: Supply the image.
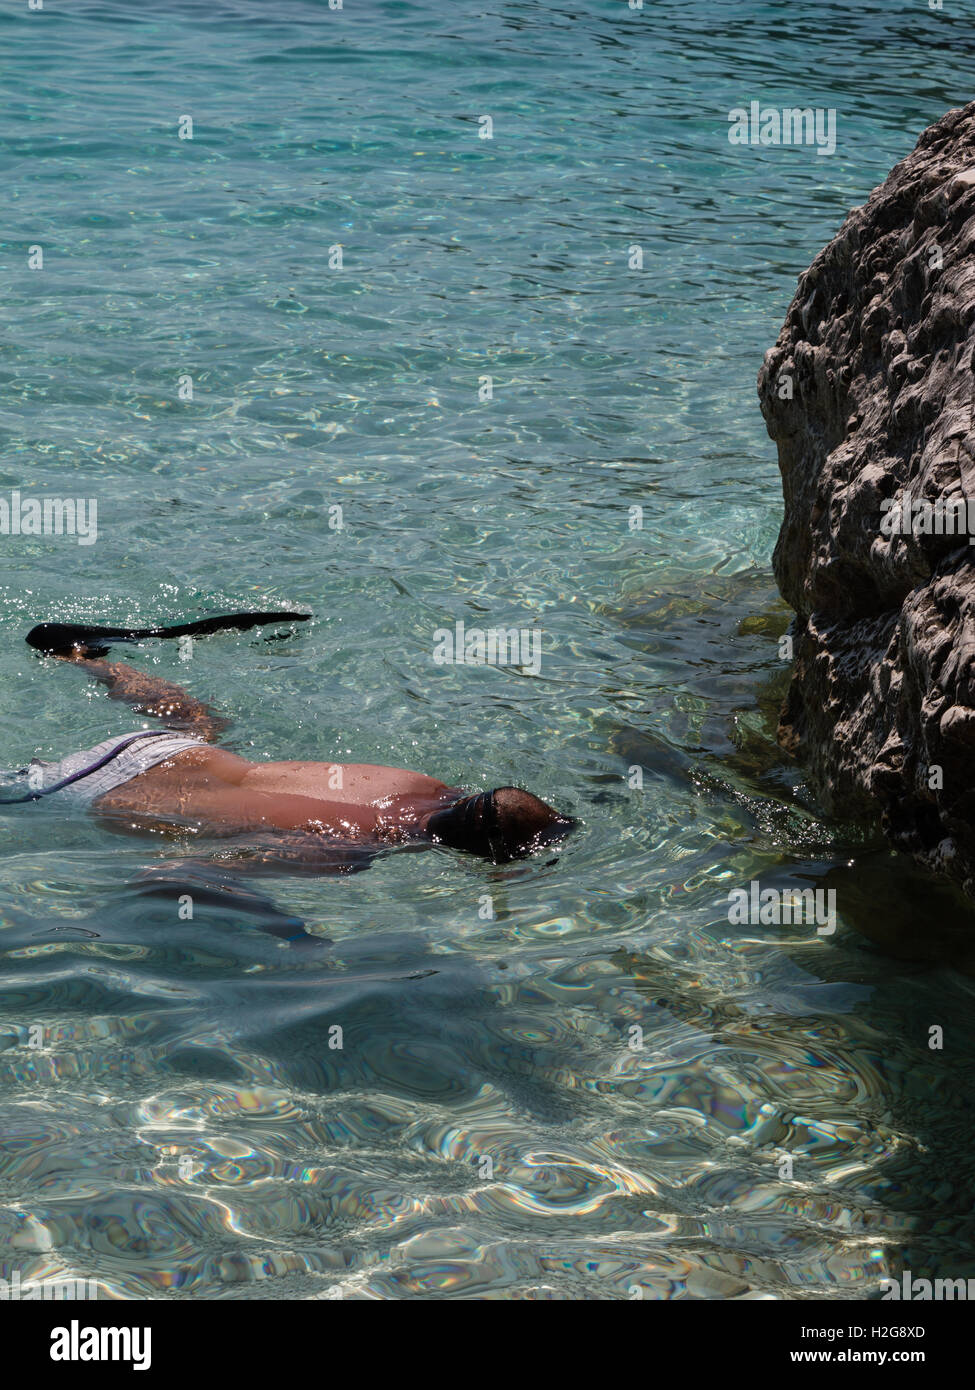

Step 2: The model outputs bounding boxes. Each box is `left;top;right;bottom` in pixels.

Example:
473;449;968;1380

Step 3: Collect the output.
758;102;975;894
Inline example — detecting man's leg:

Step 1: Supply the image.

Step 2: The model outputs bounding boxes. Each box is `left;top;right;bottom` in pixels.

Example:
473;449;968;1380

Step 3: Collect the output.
55;649;230;741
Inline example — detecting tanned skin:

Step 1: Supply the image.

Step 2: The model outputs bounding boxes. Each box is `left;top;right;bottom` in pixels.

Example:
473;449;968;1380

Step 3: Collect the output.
58;649;465;874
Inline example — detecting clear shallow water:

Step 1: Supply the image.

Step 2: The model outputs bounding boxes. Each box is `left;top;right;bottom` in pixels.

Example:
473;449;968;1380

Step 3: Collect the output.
1;0;975;1299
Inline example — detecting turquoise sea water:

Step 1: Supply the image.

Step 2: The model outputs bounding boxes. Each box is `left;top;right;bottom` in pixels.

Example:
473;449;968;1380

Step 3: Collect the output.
2;0;975;1300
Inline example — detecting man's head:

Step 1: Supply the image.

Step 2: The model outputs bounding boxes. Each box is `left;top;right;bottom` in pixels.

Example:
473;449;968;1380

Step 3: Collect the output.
426;786;576;863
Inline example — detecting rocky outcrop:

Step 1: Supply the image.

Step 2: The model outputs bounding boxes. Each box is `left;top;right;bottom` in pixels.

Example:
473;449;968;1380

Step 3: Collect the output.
758;102;975;895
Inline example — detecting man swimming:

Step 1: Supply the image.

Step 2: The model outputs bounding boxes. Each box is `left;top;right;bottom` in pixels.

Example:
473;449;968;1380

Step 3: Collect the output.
9;643;576;874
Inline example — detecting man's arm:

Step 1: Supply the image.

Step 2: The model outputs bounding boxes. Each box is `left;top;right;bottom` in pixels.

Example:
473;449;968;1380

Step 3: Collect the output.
59;651;230;742
137;834;375;879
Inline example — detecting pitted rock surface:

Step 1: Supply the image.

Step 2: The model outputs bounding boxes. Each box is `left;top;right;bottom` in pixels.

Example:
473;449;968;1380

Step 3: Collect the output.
758;102;975;893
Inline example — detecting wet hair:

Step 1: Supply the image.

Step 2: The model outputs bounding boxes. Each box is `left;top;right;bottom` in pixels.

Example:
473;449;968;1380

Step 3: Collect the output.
426;786;576;863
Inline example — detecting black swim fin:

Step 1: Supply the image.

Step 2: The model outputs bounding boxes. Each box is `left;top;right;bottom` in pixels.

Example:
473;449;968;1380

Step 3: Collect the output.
26;610;311;657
